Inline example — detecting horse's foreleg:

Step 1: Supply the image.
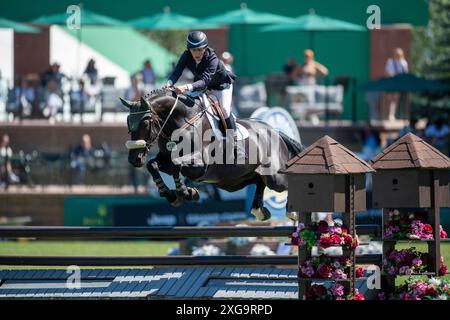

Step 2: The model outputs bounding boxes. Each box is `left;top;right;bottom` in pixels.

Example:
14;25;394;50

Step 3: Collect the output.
146;158;182;207
173;171;200;202
250;177;271;221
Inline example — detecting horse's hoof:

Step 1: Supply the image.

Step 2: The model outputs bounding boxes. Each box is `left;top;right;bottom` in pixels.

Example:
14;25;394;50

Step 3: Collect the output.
188;187;200;202
170;196;183;207
251;207;271;221
163;190;183;207
286;211;299;222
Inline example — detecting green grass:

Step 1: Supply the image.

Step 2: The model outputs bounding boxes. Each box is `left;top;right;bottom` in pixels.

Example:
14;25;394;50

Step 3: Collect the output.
0;240;178;269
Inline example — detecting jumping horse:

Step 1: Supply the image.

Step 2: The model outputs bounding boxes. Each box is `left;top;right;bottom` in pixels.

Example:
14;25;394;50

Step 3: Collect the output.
121;88;304;221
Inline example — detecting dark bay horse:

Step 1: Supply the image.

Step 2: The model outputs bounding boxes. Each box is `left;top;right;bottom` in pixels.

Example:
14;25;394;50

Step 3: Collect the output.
121;88;304;221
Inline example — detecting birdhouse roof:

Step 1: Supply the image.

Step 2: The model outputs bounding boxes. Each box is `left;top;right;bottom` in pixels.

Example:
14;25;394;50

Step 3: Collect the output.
370;132;450;170
281;135;374;174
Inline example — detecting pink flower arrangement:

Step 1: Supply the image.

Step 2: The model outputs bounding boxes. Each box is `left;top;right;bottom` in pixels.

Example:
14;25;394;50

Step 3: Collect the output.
298;254;362;279
440;226;448;239
305;284;365;300
290;220;358;250
383;210;448;240
383;247;447;276
393;277;450;300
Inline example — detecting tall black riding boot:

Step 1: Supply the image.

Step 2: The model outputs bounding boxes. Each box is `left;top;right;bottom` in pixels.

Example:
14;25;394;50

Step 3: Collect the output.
224;116;246;161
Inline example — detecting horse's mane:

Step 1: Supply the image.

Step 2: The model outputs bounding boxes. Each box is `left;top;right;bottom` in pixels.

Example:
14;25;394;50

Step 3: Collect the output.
143;88;173;102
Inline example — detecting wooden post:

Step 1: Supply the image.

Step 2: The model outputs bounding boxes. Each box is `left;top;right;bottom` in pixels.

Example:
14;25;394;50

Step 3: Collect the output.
428;170;441;275
297;211;312;300
343;174;356;296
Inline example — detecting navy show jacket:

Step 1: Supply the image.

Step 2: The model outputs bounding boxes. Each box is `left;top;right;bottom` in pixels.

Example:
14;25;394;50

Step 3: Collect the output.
168;47;236;91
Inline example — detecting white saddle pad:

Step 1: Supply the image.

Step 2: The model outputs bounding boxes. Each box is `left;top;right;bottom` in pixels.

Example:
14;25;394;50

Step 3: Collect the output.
198;94;248;141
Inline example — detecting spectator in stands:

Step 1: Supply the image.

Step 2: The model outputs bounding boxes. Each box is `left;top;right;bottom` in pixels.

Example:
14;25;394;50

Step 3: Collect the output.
69;79;88;120
141;60;156;90
283;56;297;86
424;118;450;155
84;76;102;114
221;51;234;73
42;79;64;124
125;75;145;101
0;134;19;189
384;48;409;122
297;49;328;85
70;134;94;184
13;75;39;120
41;62;65;91
84;58;98;84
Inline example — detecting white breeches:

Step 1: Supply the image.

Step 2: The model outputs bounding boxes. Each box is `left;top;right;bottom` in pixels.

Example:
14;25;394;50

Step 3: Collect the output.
208;84;233;118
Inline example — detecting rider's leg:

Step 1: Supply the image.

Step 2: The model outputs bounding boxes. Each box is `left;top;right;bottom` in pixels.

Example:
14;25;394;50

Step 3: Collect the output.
213;85;246;160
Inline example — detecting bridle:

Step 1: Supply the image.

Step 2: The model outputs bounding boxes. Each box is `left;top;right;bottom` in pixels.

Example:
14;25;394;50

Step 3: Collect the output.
126;89;180;152
126;88;211;154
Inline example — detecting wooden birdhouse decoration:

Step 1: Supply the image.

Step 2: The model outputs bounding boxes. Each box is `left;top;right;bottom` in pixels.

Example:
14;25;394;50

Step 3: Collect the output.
370;132;450;209
281;135;374;213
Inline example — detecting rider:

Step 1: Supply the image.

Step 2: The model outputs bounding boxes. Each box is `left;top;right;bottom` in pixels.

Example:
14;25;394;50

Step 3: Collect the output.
164;31;245;158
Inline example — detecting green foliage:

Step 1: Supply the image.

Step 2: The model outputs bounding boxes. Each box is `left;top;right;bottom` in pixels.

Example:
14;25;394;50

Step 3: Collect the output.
411;0;450;119
139;30;187;56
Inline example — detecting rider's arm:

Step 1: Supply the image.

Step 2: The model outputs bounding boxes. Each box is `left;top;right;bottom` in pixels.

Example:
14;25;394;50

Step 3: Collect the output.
191;53;219;91
167;51;188;86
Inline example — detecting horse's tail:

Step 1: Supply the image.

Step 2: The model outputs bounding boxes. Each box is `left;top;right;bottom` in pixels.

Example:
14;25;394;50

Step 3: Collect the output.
278;131;305;159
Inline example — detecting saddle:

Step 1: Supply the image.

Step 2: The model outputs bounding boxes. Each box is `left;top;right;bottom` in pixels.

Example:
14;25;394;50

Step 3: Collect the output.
205;94;228;134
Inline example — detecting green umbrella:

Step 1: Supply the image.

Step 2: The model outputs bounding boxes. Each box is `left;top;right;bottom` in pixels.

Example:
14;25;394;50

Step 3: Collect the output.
201;3;296;74
202;3;295;25
32;8;126;76
128;6;217;30
32;9;126;26
260;9;366;49
0;17;39;33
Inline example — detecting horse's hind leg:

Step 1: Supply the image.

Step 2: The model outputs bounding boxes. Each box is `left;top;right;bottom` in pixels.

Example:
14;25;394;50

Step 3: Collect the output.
250;177;271;221
173;171;200;202
146;157;181;207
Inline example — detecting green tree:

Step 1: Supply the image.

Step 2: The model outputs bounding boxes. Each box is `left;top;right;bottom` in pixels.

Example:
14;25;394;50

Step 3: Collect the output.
412;0;450;118
140;30;187;56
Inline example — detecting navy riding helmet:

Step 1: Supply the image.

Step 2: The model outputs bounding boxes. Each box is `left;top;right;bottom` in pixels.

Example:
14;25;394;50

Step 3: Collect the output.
186;31;208;49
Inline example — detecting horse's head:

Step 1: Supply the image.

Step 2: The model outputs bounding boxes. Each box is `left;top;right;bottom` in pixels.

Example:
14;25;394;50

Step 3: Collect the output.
121;88;184;167
121;96;153;167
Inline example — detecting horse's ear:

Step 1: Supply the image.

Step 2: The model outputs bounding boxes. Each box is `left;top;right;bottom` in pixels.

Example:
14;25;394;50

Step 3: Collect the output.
140;96;149;109
119;97;134;109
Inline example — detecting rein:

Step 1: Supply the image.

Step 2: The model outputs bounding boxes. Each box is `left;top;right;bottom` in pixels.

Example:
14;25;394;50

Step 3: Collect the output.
149;94;179;147
126;89;207;151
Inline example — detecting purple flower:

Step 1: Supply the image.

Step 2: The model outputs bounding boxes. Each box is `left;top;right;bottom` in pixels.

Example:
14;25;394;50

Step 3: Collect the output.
332;269;347;279
329;226;342;234
388;266;397;275
305;266;315;277
331;284;345;297
399;266;412;275
412;257;422;267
